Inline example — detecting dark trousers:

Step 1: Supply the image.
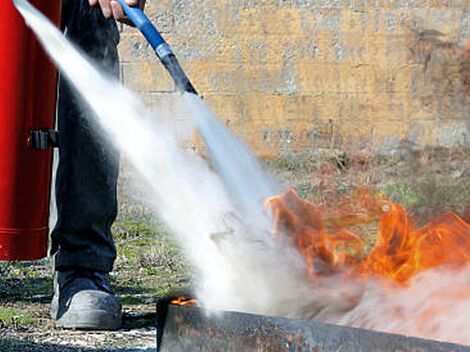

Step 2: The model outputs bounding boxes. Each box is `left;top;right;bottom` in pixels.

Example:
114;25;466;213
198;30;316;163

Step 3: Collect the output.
50;0;120;273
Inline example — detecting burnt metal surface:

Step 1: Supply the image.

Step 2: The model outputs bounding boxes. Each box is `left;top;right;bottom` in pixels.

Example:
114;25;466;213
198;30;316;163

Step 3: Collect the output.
158;305;470;352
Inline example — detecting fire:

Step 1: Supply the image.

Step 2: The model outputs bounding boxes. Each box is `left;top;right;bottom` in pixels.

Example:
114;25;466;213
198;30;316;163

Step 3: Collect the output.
170;297;199;307
266;188;470;284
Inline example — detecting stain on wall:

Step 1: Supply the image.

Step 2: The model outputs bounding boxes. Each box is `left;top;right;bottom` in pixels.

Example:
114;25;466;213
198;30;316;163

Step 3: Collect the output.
119;0;470;157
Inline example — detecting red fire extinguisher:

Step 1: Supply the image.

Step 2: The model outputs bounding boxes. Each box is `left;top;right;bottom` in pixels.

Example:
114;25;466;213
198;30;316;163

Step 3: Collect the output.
0;0;62;260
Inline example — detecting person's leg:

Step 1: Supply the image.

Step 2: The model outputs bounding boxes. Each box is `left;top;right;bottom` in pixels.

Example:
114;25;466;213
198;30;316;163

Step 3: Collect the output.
51;0;120;272
50;0;121;330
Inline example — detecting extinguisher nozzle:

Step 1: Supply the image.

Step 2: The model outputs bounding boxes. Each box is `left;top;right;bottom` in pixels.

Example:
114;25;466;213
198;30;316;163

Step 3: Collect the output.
160;54;198;95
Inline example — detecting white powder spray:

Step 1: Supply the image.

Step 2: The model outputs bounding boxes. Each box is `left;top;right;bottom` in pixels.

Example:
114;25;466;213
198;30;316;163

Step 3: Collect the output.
13;0;321;318
14;0;470;346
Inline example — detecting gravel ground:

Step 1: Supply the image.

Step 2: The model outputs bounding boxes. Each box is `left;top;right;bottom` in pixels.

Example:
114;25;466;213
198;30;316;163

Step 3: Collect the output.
1;328;156;351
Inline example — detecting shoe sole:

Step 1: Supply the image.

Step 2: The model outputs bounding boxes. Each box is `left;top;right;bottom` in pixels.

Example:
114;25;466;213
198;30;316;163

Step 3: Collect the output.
55;309;121;330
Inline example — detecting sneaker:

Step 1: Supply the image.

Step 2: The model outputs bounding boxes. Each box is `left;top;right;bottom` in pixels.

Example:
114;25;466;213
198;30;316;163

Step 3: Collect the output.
50;269;122;330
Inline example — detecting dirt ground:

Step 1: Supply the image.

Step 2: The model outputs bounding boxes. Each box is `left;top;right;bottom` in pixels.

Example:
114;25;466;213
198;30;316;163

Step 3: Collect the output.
0;218;189;351
1;147;469;351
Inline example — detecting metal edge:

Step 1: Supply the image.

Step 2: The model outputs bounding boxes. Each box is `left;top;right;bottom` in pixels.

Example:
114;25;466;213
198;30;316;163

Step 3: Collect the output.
158;304;470;352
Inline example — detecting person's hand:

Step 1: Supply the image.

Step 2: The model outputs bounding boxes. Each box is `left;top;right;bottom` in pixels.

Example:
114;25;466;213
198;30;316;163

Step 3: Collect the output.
88;0;146;25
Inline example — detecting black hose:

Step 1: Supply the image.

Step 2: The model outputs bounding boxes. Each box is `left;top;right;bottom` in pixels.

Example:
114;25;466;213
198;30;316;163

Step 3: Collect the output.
160;54;198;95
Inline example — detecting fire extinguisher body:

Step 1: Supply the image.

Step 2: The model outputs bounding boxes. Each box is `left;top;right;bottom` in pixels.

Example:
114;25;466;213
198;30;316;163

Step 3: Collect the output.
0;0;62;260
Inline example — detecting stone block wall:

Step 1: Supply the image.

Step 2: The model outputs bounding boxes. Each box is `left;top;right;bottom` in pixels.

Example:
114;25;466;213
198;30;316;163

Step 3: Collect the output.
119;0;470;157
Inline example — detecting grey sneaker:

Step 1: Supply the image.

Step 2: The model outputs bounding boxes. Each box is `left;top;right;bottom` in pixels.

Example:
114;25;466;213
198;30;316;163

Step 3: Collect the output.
50;269;122;330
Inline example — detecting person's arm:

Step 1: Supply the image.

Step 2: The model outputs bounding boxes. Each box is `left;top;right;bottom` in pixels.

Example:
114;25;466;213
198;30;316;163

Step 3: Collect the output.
88;0;146;23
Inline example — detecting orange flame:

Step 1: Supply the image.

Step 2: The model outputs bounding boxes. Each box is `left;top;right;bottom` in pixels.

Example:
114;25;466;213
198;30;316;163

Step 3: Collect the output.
266;188;470;284
170;297;199;307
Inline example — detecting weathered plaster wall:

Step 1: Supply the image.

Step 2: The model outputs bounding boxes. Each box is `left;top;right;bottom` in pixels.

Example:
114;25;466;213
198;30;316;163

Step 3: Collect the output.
119;0;470;157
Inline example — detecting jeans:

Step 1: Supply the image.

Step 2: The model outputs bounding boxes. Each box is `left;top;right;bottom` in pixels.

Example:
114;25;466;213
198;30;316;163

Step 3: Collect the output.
50;0;120;273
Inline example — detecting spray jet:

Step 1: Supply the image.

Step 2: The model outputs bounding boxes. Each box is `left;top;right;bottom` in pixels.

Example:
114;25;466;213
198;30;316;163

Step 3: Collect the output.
117;0;197;95
118;0;279;221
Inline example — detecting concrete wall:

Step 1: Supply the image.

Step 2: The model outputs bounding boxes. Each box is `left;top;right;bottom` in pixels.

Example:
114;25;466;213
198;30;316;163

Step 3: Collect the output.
119;0;470;157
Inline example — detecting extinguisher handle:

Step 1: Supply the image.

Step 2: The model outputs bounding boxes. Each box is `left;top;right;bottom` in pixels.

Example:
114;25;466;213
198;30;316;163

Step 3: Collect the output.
116;0;174;59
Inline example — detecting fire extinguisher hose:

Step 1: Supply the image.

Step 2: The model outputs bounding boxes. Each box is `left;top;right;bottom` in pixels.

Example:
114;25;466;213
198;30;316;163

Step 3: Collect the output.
116;0;197;95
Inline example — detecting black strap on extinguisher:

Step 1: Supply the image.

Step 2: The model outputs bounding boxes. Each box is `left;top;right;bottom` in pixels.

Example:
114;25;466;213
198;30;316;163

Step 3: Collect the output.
30;129;59;150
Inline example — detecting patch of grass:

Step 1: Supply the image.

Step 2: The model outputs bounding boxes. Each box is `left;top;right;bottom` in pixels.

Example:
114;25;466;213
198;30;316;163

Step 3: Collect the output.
113;219;157;241
119;295;146;305
268;147;470;219
383;182;426;210
266;153;321;173
382;175;470;220
0;261;53;302
0;307;36;326
112;217;194;302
